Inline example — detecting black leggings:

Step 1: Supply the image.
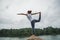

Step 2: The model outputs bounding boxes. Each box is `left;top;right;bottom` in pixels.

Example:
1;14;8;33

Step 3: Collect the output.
31;13;41;34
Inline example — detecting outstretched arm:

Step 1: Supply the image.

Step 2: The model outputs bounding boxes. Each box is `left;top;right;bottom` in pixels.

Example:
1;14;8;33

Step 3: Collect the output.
31;12;41;15
17;13;27;15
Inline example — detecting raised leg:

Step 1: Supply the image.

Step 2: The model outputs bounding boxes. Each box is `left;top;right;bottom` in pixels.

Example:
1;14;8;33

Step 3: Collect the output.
35;12;41;22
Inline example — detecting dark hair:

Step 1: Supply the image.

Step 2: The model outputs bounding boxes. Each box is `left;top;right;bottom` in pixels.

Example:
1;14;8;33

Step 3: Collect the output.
27;10;32;14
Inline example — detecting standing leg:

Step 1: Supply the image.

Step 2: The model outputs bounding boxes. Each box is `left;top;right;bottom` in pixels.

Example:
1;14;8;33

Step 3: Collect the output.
31;21;35;35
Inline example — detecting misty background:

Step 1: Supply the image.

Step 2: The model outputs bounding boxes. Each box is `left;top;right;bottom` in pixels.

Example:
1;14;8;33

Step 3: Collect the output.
0;0;60;29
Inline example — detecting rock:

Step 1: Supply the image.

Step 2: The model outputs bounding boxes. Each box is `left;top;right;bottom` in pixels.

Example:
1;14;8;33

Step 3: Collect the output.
27;35;42;40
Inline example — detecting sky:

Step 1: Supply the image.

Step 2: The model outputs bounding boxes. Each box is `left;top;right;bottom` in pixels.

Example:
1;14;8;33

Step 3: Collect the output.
0;0;60;29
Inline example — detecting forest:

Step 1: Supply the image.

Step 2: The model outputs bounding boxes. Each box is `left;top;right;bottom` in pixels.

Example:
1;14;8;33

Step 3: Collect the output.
0;26;60;37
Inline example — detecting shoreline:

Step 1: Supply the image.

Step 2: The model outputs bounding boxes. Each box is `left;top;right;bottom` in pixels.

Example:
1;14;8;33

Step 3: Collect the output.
0;35;60;38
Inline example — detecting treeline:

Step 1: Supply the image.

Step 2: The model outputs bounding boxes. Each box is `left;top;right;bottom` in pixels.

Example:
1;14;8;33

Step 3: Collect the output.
0;26;60;37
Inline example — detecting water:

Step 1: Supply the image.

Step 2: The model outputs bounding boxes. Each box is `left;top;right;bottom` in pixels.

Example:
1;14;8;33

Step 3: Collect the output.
39;35;60;40
0;35;60;40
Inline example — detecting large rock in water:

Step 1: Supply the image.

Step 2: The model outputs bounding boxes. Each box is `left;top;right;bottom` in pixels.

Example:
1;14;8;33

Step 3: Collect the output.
27;35;42;40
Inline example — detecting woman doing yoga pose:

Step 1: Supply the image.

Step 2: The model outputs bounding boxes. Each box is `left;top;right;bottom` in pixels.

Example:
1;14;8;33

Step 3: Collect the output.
17;10;41;34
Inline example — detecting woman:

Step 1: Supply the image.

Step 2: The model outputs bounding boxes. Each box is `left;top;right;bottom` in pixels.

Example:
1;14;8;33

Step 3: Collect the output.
17;10;41;34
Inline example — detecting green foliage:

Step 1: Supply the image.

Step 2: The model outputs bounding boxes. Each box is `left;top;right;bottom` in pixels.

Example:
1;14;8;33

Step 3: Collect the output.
0;26;60;37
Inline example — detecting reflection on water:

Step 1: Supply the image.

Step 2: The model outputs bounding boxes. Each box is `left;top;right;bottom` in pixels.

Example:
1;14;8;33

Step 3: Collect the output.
0;37;28;40
0;35;60;40
39;35;60;40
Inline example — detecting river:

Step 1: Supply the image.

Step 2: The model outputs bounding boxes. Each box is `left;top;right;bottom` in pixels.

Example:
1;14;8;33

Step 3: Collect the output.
0;35;60;40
